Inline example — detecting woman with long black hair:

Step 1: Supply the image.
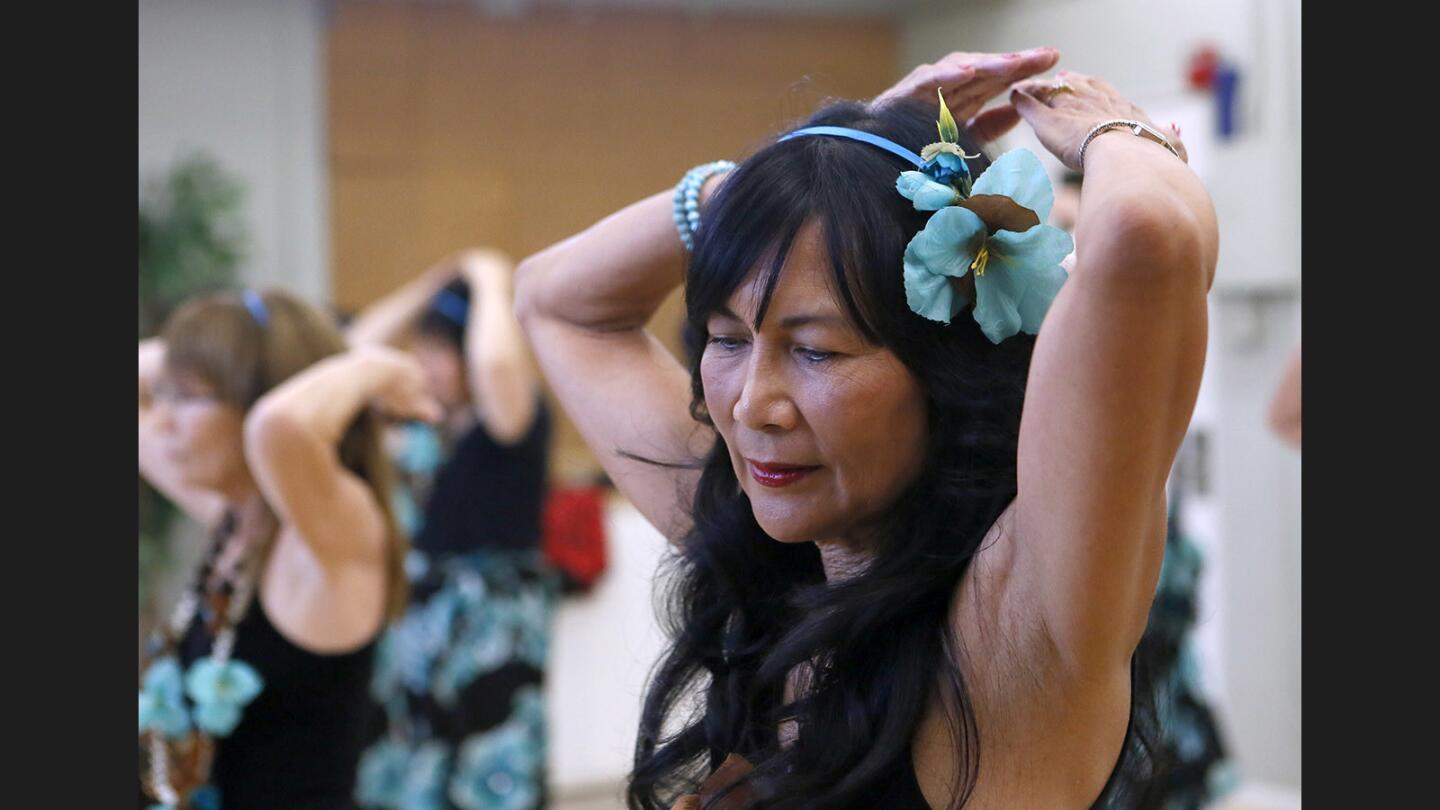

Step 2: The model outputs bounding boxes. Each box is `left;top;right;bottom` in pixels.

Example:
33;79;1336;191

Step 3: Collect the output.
516;47;1215;809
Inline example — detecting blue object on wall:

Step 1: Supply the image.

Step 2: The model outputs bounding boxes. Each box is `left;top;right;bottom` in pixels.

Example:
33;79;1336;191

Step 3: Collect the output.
1214;63;1240;139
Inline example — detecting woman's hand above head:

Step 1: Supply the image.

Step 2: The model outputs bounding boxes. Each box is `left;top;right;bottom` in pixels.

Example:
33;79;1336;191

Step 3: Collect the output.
1010;70;1212;285
872;47;1060;142
456;248;514;287
1010;71;1187;170
344;253;466;349
353;345;446;425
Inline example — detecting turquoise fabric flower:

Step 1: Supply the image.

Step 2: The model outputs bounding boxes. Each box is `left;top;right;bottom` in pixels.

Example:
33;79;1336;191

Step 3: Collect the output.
138;656;192;738
901;149;1073;343
896;171;958;211
902;206;986;323
449;723;543;810
970;148;1055;223
921;151;970;187
969;224;1072;343
192;701;244;736
184;656;263;736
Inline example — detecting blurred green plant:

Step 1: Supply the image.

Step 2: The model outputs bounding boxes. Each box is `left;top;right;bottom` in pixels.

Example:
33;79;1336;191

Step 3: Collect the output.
138;153;247;612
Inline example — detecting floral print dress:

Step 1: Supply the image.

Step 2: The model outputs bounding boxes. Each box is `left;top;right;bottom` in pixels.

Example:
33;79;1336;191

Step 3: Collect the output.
357;415;558;810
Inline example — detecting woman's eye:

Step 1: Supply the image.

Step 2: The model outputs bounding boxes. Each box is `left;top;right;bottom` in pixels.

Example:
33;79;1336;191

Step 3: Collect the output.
796;347;835;363
706;336;746;351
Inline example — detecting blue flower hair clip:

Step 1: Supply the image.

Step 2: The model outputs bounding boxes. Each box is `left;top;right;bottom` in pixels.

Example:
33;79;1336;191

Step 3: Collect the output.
895;91;1073;343
919;88;980;193
777;93;1072;344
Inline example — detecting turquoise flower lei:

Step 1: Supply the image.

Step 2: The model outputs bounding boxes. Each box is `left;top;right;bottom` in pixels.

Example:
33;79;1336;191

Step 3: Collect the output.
139;514;266;809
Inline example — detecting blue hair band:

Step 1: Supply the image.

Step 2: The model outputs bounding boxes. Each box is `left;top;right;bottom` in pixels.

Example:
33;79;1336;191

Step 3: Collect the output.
777;126;926;168
432;289;469;328
243;288;270;327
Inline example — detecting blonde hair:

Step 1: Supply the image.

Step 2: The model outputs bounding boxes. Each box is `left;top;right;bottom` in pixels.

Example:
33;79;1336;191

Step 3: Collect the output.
162;288;408;618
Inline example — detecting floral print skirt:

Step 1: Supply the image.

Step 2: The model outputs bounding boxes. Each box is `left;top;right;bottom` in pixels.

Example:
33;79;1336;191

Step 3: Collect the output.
356;549;559;810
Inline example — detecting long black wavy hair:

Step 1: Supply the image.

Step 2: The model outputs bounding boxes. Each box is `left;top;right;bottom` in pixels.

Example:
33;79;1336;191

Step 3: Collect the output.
629;98;1162;810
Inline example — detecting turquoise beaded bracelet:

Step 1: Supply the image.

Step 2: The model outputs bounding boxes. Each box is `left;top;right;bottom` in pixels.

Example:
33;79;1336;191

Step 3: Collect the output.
672;160;736;252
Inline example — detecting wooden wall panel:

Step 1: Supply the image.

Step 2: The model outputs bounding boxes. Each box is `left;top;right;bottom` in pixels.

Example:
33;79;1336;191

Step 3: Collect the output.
329;1;899;481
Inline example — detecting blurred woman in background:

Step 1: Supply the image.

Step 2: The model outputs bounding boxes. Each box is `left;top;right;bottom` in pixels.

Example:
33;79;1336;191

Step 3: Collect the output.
346;250;557;810
138;288;437;809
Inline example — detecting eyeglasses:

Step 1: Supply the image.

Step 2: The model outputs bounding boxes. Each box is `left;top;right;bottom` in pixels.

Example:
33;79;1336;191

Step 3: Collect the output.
150;380;222;406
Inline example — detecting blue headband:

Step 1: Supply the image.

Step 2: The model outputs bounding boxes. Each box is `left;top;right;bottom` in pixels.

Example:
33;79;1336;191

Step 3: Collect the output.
777;126;926;168
432;289;469;328
243;288;270;327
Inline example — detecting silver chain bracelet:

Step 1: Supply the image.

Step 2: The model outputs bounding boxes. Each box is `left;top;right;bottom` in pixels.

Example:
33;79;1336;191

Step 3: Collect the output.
1077;119;1180;172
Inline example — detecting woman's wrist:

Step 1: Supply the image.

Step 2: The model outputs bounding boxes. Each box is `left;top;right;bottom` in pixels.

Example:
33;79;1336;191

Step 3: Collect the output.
1078;122;1180;171
673;161;736;252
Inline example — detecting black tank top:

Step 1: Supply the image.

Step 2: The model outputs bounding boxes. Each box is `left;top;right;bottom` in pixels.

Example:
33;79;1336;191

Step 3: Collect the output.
414;402;550;555
875;655;1138;809
176;598;377;809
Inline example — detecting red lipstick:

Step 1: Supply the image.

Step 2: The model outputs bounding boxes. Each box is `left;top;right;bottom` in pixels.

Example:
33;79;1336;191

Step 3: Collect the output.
748;460;819;488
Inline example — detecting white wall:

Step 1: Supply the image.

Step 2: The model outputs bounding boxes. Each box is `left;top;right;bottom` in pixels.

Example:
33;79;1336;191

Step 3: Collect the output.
138;0;330;301
906;0;1300;294
547;498;672;804
1208;291;1301;789
904;0;1302;792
